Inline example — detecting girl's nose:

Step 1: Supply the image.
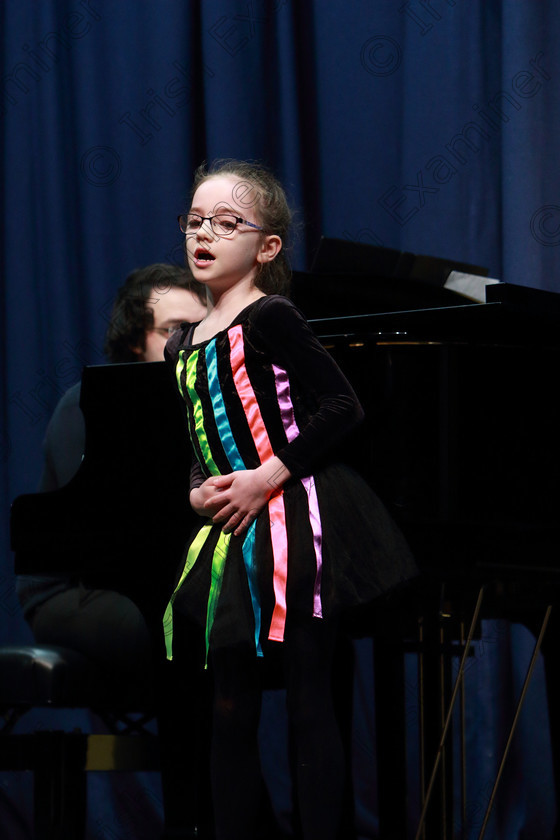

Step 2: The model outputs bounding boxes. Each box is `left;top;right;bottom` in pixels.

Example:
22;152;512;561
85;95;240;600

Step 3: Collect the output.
197;218;216;241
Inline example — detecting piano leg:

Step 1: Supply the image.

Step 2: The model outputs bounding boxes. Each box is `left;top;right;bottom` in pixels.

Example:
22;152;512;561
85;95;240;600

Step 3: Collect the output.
414;585;485;840
413;584;556;840
415;597;458;840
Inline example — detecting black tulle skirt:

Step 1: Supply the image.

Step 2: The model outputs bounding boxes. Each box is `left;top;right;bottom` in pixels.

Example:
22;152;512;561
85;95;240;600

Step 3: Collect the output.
167;462;418;655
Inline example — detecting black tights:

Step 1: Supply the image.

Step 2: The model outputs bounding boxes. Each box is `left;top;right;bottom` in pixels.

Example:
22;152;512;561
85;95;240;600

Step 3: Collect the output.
209;616;345;840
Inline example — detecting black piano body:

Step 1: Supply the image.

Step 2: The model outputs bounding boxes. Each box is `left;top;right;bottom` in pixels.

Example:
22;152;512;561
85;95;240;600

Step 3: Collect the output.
11;360;196;626
291;259;560;839
305;289;560;581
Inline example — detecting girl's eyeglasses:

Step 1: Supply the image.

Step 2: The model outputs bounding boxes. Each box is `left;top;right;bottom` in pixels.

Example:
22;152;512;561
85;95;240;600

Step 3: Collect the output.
178;213;263;237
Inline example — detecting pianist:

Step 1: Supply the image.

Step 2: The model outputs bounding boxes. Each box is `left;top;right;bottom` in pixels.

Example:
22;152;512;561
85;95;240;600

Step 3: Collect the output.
16;264;206;676
15;263;208;840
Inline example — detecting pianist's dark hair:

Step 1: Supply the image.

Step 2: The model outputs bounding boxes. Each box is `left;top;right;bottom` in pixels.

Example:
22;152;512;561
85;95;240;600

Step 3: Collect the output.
104;263;206;363
189;159;293;296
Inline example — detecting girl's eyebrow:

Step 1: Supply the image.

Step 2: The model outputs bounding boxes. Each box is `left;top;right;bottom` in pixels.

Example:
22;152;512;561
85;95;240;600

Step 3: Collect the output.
213;202;237;214
189;202;236;215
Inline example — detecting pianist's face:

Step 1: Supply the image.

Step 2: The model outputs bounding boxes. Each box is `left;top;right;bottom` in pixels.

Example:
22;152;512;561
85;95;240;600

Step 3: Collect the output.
134;286;207;362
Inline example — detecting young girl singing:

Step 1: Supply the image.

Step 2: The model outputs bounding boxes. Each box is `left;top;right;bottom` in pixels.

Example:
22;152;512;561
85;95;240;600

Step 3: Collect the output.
163;159;417;840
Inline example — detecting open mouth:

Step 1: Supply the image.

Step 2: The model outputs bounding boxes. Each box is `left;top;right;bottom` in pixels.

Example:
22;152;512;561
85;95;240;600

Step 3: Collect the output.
193;247;215;264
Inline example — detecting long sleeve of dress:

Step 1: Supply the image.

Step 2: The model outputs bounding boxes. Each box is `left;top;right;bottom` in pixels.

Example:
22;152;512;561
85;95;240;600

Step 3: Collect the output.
250;296;364;478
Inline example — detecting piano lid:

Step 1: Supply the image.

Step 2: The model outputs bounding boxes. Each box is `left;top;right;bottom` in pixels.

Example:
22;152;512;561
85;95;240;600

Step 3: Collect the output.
291;238;490;319
291;238;560;344
303;279;560;346
309;236;489;281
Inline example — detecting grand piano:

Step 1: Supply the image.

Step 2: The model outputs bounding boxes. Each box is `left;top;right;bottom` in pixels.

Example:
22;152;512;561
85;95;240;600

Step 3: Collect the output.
292;244;560;585
11;239;560;839
291;242;560;839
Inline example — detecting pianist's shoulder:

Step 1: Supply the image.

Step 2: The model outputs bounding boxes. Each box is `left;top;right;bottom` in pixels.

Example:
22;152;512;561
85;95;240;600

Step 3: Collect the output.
39;381;85;492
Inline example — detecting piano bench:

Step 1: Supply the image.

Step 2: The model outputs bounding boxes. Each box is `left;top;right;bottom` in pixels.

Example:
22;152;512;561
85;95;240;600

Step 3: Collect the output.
0;643;159;840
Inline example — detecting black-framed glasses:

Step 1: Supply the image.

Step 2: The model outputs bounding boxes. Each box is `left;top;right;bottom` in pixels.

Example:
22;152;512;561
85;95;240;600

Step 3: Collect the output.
178;213;263;237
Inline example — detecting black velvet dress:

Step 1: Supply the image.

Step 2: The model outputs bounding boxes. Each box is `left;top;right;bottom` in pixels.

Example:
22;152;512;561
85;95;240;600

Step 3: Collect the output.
163;295;417;658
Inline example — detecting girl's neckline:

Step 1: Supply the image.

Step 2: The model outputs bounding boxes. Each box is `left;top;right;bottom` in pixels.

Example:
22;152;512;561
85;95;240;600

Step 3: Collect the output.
188;296;269;347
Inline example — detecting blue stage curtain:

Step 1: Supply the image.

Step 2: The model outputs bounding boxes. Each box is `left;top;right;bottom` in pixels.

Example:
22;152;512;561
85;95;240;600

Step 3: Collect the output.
1;2;559;837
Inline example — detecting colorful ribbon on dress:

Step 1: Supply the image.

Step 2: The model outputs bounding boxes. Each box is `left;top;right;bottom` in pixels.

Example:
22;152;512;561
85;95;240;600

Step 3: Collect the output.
228;325;289;643
273;363;323;618
165;324;323;659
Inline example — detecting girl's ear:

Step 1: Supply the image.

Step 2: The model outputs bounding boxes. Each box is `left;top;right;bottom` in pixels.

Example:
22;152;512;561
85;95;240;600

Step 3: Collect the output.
257;234;282;264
